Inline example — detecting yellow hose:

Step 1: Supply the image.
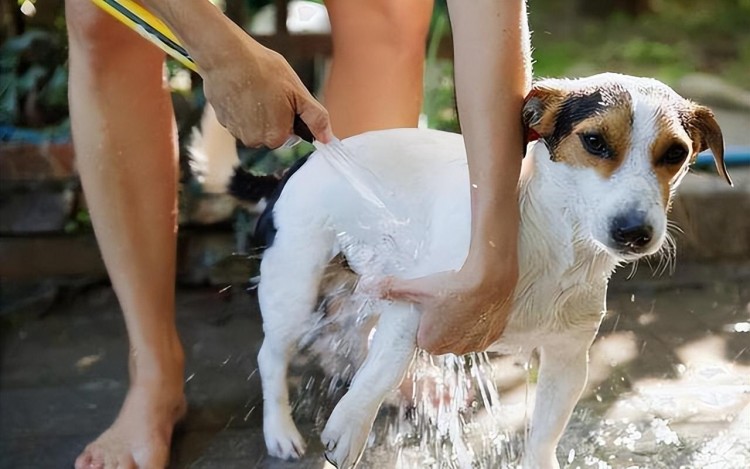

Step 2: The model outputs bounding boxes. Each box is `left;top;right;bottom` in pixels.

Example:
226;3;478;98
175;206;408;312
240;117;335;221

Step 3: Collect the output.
90;0;197;72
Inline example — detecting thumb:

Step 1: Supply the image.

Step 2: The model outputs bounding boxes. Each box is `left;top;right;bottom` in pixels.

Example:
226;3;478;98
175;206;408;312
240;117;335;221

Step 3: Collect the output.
379;276;432;303
297;95;333;144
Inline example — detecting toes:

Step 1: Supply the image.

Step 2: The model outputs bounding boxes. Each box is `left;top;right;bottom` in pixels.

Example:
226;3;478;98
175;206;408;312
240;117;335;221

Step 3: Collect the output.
324;450;339;468
263;415;306;460
74;449;92;469
87;448;106;469
320;425;359;469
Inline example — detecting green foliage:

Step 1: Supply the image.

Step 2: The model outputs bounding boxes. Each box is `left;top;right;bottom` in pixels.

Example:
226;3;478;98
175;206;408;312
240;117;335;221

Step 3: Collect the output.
423;60;459;133
0;29;69;128
528;0;750;87
64;208;92;234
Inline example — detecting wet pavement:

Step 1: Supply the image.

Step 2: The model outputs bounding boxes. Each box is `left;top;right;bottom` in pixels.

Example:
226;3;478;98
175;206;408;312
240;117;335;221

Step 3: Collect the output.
1;262;749;468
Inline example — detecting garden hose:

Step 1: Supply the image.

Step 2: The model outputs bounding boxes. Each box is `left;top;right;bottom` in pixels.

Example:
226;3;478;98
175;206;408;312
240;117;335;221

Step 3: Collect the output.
90;0;197;71
89;0;314;142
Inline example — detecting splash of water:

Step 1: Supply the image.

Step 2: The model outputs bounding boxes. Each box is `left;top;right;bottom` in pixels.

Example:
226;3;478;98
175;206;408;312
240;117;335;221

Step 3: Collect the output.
379;351;523;468
287;139;523;466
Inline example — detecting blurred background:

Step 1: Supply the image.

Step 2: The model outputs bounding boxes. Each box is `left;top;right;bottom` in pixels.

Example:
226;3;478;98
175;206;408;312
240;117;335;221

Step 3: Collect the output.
1;1;749;468
1;0;749;258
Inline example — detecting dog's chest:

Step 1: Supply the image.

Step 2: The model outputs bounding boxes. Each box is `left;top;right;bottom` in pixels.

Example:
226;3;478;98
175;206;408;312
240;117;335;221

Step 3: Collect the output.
486;237;610;357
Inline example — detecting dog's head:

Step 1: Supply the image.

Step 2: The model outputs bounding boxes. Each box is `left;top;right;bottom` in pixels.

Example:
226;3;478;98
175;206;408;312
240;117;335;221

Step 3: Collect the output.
523;73;732;262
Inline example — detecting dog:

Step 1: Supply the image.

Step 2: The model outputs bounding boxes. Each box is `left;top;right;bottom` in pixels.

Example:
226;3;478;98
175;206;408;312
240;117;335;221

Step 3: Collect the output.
193;73;731;468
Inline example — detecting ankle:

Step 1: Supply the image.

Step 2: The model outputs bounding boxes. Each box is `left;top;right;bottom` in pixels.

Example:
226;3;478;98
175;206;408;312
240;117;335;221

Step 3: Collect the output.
129;341;185;386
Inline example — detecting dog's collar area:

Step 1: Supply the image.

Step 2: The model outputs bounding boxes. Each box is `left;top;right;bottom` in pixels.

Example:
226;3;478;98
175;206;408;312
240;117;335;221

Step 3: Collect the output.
525;128;555;159
527;128;542;143
523;128;542;159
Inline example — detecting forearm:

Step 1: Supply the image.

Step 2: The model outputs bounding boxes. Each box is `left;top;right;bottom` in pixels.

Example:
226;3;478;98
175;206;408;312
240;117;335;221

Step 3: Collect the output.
447;0;531;272
139;0;261;71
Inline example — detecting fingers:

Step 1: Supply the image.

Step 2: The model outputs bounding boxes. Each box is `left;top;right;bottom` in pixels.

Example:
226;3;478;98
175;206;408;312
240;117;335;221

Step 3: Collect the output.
297;95;333;144
378;276;433;303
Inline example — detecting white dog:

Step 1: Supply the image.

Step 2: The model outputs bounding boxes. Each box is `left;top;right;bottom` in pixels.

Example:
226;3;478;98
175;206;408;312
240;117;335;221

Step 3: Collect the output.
194;73;731;468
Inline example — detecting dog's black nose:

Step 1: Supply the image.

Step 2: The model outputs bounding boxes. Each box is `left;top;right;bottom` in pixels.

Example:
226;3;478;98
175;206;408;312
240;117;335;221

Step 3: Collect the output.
611;213;653;250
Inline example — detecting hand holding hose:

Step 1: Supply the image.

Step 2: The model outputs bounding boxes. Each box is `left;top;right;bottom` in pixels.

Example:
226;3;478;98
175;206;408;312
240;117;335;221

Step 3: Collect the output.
119;0;333;147
200;37;332;147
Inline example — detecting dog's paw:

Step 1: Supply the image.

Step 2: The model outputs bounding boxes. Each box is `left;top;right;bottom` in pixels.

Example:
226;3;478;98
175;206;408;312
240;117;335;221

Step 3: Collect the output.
321;405;373;468
264;413;306;460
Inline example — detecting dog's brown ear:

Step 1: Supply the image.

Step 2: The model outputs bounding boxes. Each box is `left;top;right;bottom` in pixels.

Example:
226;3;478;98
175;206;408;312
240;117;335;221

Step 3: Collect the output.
687;105;732;186
522;85;565;142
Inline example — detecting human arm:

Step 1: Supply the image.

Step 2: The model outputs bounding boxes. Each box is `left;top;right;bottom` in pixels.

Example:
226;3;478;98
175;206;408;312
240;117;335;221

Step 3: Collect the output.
382;0;531;355
140;0;332;147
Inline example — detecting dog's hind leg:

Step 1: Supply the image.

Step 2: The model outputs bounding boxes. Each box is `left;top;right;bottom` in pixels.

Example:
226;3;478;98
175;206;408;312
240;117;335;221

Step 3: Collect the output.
522;335;593;469
322;302;420;468
257;226;336;460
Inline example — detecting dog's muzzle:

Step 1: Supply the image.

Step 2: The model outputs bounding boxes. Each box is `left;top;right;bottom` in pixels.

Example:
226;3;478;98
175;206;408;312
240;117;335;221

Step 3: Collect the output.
609;210;654;254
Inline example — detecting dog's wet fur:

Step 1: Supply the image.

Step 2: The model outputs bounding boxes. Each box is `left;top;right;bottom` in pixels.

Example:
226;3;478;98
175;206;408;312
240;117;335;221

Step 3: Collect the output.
200;73;731;469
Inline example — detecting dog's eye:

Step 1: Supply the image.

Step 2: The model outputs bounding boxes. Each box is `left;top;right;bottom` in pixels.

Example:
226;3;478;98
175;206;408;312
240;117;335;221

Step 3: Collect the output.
659;144;689;166
579;133;612;158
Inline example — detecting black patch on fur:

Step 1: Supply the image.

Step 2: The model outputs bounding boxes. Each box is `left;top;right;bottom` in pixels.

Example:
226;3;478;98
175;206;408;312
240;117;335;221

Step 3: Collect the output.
228;170;280;203
253;154;311;249
548;90;605;154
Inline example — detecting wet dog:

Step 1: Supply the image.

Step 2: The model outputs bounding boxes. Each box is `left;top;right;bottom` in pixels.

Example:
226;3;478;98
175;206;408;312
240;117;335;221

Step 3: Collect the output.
195;73;731;468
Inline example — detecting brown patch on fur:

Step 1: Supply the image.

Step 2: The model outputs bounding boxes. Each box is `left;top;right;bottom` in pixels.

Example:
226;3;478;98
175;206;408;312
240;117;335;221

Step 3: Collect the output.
523;86;566;137
650;115;693;207
682;105;732;185
552;105;632;179
318;255;359;317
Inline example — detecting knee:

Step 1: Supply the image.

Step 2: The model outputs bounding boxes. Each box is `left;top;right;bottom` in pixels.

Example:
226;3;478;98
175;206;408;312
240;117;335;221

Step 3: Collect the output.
65;0;163;71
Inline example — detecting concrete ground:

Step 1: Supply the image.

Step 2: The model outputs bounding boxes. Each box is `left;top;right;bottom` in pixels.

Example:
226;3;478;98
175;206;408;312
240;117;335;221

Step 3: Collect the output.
1;261;749;469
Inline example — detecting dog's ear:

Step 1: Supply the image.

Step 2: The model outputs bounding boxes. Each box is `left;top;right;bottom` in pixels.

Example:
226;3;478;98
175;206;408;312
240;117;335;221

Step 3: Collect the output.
522;85;565;144
685;105;732;186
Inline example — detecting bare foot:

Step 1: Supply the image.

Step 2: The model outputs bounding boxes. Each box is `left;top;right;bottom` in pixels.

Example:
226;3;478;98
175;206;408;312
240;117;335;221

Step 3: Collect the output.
75;383;186;469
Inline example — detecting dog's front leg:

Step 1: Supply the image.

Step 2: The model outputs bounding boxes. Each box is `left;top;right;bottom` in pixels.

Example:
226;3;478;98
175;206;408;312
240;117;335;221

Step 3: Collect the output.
522;335;593;469
322;302;420;468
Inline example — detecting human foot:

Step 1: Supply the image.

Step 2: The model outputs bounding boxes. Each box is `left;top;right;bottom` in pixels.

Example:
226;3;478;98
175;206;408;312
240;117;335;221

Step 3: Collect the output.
74;383;186;469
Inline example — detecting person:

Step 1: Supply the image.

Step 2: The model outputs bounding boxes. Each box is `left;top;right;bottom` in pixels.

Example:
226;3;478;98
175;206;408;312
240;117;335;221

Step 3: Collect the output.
382;0;529;355
65;0;527;466
65;0;431;467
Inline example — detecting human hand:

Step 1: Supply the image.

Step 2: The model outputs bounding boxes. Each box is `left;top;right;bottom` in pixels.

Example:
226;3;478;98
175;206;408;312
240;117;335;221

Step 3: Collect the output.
139;0;332;147
379;259;518;356
200;35;333;148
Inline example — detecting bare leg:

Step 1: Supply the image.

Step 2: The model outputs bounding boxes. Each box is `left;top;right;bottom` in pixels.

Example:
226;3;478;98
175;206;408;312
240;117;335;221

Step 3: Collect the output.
66;1;185;467
324;0;433;138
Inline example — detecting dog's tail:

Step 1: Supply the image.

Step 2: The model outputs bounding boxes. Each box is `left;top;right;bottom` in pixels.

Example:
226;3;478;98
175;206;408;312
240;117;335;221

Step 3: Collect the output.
187;104;283;208
187;104;310;247
187;104;241;194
